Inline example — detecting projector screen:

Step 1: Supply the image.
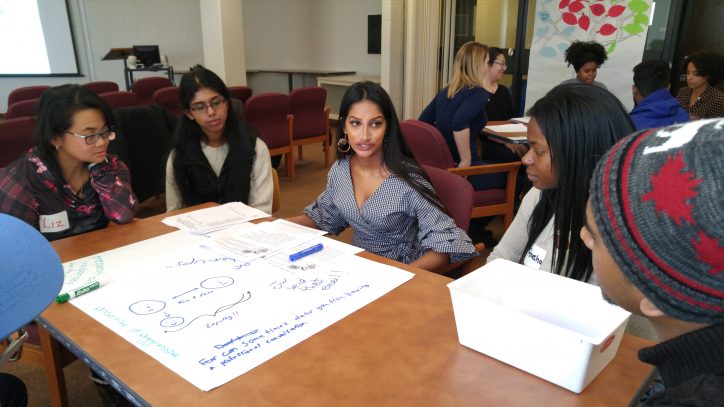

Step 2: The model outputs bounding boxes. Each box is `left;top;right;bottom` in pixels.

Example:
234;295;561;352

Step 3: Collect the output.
0;0;79;76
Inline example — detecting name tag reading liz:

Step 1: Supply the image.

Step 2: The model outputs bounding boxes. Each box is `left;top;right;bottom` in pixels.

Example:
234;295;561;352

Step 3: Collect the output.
40;211;70;234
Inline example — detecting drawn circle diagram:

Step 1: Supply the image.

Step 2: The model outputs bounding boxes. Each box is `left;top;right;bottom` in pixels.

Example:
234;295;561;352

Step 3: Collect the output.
129;300;166;315
201;276;234;289
160;317;185;328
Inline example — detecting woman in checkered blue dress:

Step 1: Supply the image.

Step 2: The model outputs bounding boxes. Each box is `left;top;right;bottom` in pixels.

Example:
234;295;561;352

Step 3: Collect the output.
288;82;476;272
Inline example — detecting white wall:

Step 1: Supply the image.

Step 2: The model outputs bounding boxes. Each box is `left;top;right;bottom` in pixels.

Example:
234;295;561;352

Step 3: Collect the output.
243;0;381;93
0;0;203;112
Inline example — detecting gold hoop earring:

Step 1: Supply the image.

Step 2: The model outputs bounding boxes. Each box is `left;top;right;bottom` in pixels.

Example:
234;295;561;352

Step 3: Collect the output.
337;135;351;153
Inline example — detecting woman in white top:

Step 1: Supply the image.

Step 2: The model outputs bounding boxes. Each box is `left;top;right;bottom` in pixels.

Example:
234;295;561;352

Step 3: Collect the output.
487;84;633;282
165;65;272;213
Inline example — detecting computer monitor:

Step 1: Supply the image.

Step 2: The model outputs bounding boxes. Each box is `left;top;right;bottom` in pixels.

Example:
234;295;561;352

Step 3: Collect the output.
132;45;161;67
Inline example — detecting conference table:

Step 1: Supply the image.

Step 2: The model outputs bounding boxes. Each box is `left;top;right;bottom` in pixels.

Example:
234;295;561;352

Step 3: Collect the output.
37;204;654;406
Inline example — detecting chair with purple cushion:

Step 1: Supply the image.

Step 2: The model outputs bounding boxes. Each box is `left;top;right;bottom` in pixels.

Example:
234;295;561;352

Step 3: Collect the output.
244;93;295;181
131;77;174;104
152;86;182;117
421;164;484;275
290;86;330;167
83;81;119;95
0;117;35;167
401;119;520;229
99;91;140;109
7;86;50;108
228;85;253;105
4;99;39;119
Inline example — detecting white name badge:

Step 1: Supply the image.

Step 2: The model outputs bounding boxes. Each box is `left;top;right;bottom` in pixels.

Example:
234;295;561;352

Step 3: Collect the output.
523;244;547;270
39;211;70;234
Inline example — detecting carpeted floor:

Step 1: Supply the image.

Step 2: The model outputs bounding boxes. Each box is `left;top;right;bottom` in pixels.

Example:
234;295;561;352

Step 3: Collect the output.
1;139;502;406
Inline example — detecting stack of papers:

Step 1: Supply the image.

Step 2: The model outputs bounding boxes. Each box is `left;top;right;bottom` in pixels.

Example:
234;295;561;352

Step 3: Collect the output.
162;202;270;234
511;117;531;124
485;123;528;133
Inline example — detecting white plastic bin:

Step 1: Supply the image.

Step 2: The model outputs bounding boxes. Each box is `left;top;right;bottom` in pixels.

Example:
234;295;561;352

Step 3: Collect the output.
448;259;631;393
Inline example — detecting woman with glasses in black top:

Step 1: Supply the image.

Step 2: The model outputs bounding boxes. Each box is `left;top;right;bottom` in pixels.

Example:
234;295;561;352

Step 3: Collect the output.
0;84;138;240
165;65;273;213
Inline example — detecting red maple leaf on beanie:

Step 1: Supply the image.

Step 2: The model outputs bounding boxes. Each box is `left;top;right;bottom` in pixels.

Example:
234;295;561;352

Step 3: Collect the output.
692;231;724;276
642;152;702;225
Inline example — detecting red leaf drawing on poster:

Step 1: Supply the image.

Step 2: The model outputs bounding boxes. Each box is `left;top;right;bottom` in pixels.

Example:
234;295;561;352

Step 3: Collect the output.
578;15;591;30
598;23;617;35
590;3;606;16
562;12;578;25
559;0;571;9
568;1;584;13
608;4;626;17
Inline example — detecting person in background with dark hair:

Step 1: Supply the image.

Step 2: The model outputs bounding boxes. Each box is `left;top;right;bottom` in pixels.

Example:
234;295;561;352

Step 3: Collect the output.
0;84;137;240
582;119;723;405
630;60;689;130
487;84;633;283
480;47;530;198
675;51;724;120
484;47;514;121
288;82;476;272
561;40;608;89
165;65;273;213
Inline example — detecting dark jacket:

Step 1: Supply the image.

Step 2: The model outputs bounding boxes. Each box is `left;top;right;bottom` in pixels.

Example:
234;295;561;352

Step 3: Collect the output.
630;89;689;131
639;324;724;406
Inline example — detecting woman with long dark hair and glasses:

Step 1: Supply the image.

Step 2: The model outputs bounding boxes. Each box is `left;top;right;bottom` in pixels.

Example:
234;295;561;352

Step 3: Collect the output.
165;65;273;213
0;84;137;240
288;81;476;272
487;84;633;283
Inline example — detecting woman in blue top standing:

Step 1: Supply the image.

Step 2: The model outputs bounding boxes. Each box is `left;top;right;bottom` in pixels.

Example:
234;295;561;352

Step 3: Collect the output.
419;41;504;190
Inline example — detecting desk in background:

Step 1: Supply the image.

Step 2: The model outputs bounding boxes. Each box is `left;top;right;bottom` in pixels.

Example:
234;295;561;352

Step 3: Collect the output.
317;75;381;120
483;120;529;144
38;204;654;406
248;69;356;93
124;66;174;91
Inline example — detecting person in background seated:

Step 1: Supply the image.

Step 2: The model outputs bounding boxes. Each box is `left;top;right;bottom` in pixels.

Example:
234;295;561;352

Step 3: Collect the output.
484;47;514;121
582;119;723;405
561;41;608;89
675;51;724;120
0;85;137;240
419;41;505;191
288;82;477;272
630;60;689;130
480;47;530;201
165;65;273;213
487;84;633;282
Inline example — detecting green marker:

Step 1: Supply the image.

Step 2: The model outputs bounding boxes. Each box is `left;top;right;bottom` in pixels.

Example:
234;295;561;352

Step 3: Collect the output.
56;280;106;303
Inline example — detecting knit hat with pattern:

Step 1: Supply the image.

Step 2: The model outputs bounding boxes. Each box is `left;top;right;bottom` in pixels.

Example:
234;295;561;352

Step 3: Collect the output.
590;118;723;324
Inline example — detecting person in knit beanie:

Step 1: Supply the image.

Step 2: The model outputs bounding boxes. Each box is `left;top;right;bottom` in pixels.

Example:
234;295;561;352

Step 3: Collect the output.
581;118;723;406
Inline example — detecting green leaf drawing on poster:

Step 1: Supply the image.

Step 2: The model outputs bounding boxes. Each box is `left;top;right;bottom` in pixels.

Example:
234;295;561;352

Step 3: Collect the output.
633;12;649;25
607;41;617;54
628;0;650;13
624;23;644;35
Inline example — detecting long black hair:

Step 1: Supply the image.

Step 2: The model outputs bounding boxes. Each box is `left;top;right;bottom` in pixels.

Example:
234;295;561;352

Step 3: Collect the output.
523;84;634;281
171;65;256;206
34;84;115;173
336;81;444;212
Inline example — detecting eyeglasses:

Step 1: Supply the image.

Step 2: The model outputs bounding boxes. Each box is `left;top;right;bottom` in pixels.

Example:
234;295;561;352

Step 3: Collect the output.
65;127;115;145
189;97;227;114
492;61;508;69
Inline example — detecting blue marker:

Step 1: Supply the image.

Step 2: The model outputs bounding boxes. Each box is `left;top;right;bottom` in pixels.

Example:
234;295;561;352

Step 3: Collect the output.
289;243;323;262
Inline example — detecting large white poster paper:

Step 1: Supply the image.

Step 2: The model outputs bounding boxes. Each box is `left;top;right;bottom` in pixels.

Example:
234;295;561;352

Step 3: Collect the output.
67;231;413;391
526;0;654;112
